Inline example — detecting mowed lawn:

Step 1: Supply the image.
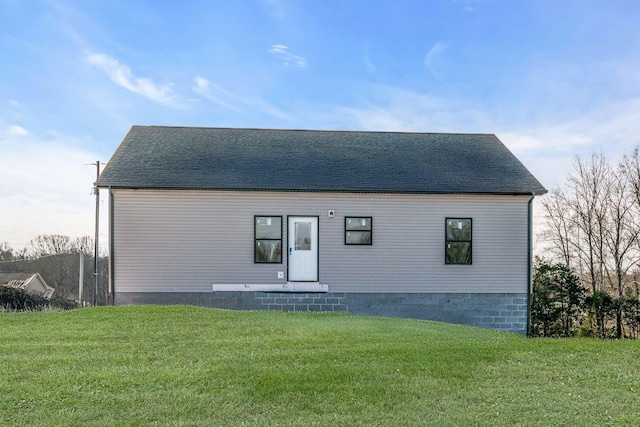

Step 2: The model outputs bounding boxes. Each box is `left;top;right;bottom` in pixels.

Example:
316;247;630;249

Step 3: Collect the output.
1;306;639;426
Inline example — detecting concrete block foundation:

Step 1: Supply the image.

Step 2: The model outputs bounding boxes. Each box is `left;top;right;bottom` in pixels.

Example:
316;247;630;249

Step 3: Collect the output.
114;291;528;334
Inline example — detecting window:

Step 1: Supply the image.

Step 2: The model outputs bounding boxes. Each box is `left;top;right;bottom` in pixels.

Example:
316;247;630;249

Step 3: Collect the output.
345;217;372;245
445;218;471;264
255;216;282;263
295;222;311;250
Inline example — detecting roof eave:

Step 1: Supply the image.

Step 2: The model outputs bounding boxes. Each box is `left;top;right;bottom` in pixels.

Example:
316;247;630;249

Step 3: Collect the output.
97;184;547;196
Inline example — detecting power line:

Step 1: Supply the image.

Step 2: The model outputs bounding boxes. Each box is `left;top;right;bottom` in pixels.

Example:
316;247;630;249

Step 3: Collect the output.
0;252;94;264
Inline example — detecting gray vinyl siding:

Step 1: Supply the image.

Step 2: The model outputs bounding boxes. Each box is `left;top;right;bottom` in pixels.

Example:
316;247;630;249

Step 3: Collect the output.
111;190;530;294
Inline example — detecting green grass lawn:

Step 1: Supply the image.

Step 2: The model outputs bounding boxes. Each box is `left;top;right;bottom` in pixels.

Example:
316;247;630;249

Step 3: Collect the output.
1;306;639;426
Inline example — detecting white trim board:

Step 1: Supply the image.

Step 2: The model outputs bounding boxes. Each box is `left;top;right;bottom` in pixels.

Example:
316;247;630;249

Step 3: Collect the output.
212;283;329;293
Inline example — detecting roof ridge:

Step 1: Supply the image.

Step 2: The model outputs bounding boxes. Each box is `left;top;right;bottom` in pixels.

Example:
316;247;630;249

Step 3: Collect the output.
132;125;496;137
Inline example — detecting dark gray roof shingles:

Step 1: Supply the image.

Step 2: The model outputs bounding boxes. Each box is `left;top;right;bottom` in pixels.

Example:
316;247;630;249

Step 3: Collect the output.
0;272;35;286
97;126;547;195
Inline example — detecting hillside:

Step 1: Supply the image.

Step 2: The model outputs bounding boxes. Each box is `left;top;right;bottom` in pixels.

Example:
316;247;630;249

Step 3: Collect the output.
1;306;638;426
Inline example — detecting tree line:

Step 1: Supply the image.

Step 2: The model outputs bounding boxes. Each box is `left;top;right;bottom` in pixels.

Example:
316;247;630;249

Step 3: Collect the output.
534;148;640;338
0;234;109;305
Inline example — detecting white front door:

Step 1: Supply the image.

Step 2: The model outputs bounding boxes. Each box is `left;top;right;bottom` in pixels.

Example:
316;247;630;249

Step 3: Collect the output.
287;216;318;281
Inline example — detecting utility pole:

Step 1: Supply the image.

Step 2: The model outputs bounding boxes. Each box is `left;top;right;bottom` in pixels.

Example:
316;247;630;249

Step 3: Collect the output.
79;252;84;304
93;161;100;306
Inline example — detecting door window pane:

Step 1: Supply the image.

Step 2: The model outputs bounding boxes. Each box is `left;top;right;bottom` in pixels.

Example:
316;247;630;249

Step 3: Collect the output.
295;222;311;250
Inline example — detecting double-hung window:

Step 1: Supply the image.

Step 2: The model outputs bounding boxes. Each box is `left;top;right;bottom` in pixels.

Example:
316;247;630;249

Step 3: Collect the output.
445;218;472;264
345;217;372;245
255;216;282;263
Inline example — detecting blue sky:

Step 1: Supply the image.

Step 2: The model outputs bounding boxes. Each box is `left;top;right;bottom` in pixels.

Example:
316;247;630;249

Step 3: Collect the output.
1;0;640;249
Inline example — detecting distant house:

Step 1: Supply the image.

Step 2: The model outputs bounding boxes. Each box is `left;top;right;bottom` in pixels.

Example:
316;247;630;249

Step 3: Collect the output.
0;272;55;299
97;126;546;334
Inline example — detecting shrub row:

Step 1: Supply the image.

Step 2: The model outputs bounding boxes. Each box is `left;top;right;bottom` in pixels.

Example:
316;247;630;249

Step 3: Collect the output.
531;262;640;338
0;287;77;311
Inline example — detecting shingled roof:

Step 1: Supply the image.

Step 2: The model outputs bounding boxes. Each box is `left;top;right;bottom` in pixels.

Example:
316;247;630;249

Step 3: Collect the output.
0;272;55;299
97;126;546;195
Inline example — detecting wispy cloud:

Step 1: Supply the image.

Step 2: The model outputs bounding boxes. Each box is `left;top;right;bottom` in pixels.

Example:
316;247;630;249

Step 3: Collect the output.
192;76;241;111
500;98;640;154
495;96;640;188
364;55;377;76
8;125;28;136
269;45;307;67
86;52;178;107
449;0;494;12
335;84;488;133
424;42;448;79
260;0;286;21
192;75;291;120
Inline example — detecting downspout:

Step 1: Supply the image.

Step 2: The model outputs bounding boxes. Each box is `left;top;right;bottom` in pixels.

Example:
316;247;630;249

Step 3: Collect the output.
526;191;536;337
109;188;115;305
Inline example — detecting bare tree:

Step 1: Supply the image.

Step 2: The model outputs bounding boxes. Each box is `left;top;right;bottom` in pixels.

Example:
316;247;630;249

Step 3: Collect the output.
72;235;94;255
619;147;640;336
541;153;621;335
539;188;575;266
603;158;640;338
539;148;640;337
30;234;73;257
565;153;610;296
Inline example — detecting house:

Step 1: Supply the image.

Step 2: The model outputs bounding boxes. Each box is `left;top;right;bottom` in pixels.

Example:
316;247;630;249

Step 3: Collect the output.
0;272;55;299
97;126;547;334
